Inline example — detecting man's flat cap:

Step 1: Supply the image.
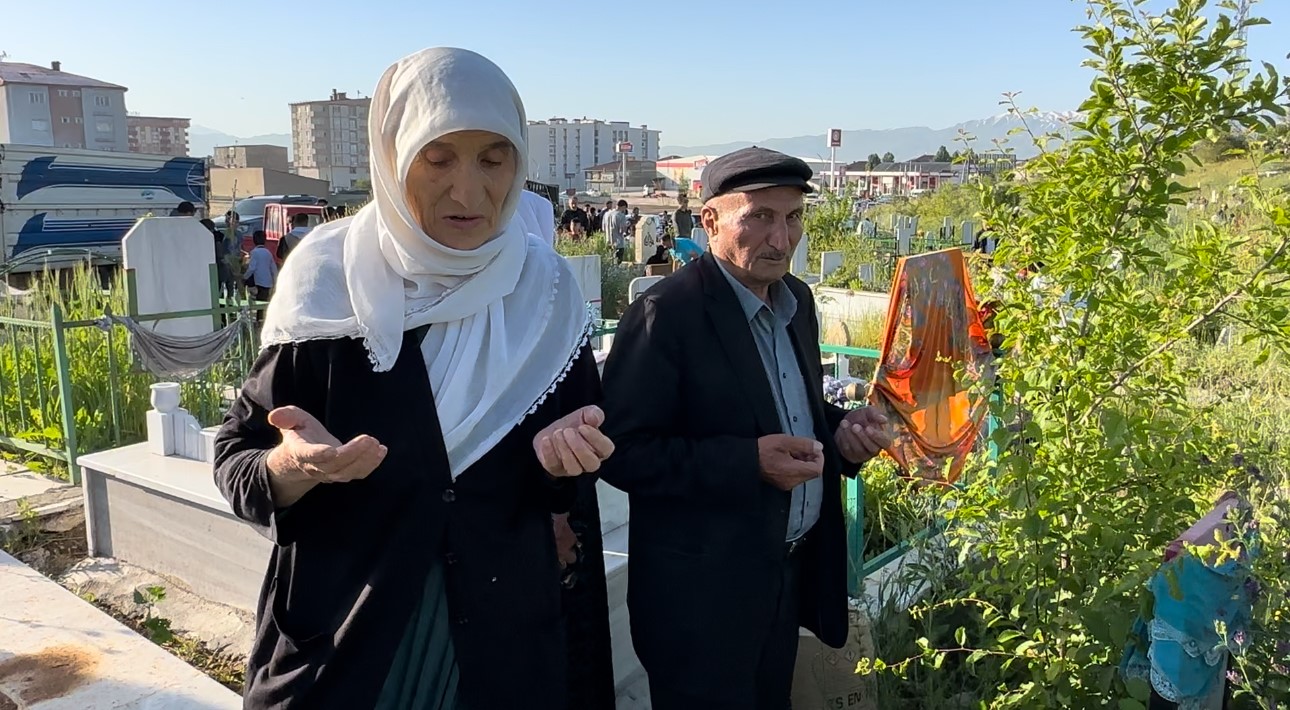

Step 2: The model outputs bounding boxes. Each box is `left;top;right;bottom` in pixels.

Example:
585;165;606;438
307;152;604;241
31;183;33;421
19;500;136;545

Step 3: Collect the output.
700;146;815;202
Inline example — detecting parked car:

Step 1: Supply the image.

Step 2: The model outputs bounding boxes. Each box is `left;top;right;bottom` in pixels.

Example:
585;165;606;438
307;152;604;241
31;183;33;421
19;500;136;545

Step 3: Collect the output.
212;194;324;241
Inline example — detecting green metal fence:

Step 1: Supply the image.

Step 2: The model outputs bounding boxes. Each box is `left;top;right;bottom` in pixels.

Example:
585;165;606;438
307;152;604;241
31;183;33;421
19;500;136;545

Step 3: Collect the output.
0;266;266;484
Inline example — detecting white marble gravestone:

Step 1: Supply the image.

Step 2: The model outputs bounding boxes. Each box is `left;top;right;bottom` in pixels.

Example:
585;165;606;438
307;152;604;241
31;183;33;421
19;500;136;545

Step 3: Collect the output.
821;250;845;278
791;236;809;275
633;215;661;263
122;217;216;338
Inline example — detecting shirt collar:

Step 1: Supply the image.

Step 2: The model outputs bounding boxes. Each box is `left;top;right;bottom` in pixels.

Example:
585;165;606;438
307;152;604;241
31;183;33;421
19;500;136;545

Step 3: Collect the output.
714;257;798;324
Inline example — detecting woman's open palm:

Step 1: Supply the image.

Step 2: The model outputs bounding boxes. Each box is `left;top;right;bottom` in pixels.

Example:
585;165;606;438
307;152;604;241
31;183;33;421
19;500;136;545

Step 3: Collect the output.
267;406;387;483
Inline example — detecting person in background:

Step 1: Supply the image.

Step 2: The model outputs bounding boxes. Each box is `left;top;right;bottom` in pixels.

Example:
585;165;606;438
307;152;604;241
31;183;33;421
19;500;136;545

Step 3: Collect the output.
279;213;313;259
603;200;631;263
559;196;589;238
202;218;235;299
645;244;670;266
243;230;277;303
628;206;642;232
175;201;197;217
673;195;694;238
586;205;601;236
662;233;704;267
224;211;246;297
598;147;893;710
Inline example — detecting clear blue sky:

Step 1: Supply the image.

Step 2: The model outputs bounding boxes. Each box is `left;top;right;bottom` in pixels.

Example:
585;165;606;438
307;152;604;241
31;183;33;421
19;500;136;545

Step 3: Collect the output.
3;0;1287;147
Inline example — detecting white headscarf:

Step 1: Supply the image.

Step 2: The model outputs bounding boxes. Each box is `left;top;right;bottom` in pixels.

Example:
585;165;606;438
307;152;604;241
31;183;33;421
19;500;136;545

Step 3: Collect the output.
261;47;590;477
516;189;556;246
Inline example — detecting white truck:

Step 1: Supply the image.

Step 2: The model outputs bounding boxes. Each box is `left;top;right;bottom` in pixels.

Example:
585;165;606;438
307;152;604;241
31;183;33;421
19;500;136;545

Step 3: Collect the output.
0;144;207;272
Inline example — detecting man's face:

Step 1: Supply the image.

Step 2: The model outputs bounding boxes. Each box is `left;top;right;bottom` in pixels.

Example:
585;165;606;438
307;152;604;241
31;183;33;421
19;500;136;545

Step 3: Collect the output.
702;187;804;291
569;198;579;210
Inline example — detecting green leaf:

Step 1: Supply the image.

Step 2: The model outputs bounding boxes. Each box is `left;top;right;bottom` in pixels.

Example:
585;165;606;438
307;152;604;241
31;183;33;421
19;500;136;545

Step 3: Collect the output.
1126;677;1153;701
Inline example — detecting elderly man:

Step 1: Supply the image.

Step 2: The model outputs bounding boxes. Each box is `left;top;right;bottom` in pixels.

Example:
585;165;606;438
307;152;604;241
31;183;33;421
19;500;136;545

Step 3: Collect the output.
599;146;893;709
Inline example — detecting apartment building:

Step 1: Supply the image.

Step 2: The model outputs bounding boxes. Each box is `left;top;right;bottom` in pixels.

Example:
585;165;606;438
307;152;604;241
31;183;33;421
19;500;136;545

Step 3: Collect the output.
127;115;190;156
213;144;289;172
0;61;128;151
290;90;370;190
526;118;661;192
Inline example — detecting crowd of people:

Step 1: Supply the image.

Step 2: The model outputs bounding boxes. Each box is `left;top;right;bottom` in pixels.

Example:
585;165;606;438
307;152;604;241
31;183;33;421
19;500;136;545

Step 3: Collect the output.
207;46;895;710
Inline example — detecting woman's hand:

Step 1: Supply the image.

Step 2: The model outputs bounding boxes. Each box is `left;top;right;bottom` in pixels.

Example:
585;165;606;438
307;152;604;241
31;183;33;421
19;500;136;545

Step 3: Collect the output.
265;406;387;507
534;405;614;477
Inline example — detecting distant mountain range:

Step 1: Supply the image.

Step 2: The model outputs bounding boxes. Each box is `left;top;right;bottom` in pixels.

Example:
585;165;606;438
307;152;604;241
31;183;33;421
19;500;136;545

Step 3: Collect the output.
189;125;292;161
660;111;1080;163
188;111;1080;165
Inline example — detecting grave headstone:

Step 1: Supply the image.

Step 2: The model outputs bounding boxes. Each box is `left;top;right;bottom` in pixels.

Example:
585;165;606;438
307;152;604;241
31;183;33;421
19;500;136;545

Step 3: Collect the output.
564;254;604;347
961;219;976;247
942;217;954;241
858;263;876;287
820;251;844;278
628;275;664;304
791;236;809;275
122;217;216;337
633;215;661;263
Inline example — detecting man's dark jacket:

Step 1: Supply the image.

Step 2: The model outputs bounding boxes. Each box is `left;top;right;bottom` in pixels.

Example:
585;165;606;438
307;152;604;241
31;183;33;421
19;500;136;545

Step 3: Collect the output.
599;252;855;696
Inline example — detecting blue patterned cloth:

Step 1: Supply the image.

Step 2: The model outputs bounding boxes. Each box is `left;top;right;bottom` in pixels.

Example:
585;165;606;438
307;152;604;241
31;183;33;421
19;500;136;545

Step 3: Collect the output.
1120;551;1253;709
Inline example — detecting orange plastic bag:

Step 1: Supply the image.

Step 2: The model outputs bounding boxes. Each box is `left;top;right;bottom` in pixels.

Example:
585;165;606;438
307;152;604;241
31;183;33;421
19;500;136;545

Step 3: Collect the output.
868;248;994;483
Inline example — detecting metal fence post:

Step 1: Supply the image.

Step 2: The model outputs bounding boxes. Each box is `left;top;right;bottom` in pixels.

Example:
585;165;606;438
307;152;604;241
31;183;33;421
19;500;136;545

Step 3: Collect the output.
50;304;80;484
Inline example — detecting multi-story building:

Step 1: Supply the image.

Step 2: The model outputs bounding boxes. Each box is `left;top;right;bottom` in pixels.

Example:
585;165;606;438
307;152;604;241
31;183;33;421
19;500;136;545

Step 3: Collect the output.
127;115;190;156
0;61;128;151
526;118;660;192
213;144;289;172
290;90;370;190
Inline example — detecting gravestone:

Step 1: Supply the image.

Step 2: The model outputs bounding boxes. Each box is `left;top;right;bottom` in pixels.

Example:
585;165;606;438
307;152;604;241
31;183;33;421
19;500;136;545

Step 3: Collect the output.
858;263;876;288
791;236;809;275
820;251;844;279
961;220;976;247
857;219;875;237
628;276;664;304
564;254;604;347
633;215;661;264
942;217;955;241
122;217;216;337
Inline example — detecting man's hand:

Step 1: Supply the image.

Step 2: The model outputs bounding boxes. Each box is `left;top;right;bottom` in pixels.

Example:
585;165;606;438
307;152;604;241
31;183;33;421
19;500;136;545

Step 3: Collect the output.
264;406;387;507
835;407;893;465
757;434;825;491
535;405;615;477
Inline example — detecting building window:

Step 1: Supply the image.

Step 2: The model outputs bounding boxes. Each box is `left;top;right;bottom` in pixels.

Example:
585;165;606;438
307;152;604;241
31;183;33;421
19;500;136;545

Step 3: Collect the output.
94;95;110;107
31;119;49;131
71;90;80;97
57;89;68;97
61;117;70;124
29;91;45;104
74;117;82;124
96;119;113;133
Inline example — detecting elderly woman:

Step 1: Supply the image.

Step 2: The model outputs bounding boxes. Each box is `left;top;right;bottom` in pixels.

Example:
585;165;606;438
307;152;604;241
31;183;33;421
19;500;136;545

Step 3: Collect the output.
213;48;614;709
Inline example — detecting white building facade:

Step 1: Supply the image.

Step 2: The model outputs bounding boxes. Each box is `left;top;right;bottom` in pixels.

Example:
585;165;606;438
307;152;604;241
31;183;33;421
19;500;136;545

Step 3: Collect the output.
0;62;128;151
526;118;660;191
290;91;370;190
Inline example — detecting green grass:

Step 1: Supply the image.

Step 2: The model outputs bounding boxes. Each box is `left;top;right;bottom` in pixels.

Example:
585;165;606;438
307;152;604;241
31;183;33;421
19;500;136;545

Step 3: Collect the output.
0;265;256;474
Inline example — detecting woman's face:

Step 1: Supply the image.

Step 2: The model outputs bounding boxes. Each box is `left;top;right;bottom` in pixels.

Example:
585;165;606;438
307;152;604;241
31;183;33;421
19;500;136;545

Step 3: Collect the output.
404;130;517;250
